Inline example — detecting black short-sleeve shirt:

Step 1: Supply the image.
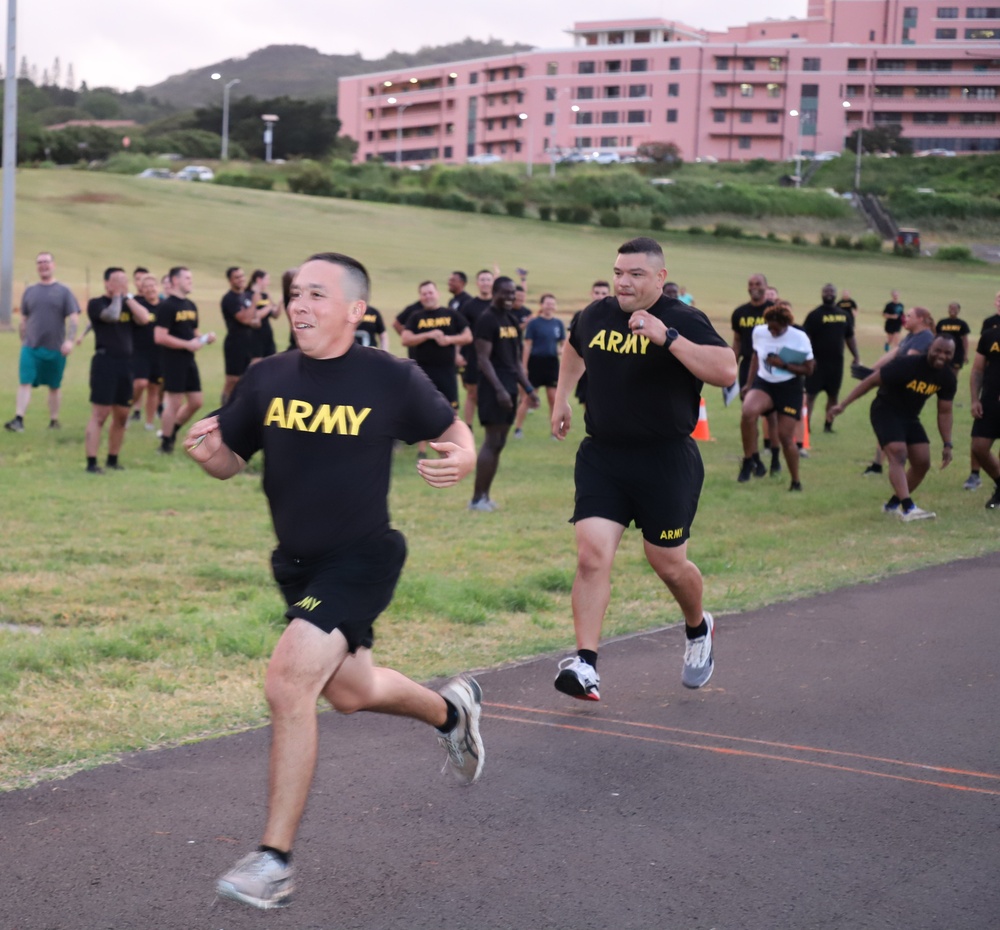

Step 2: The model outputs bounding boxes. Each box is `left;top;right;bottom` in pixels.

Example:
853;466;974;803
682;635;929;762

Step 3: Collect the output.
875;354;957;419
936;317;970;367
731;300;771;360
406;307;469;369
461;298;492;362
475;307;522;374
803;303;855;359
219;347;456;560
355;307;387;348
570;295;729;443
156;296;199;361
221;290;253;336
87;296;136;358
976;327;1000;398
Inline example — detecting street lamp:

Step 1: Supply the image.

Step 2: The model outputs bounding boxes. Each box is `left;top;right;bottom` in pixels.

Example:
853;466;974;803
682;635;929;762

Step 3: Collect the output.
518;113;533;178
842;99;862;192
789;108;803;187
386;96;410;165
261;114;279;163
211;73;240;160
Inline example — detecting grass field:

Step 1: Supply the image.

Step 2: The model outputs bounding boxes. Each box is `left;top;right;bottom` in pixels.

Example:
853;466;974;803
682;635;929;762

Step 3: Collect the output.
1;168;997;789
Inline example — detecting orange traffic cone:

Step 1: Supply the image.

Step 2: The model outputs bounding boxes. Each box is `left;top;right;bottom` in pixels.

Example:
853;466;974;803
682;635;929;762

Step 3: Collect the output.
800;393;810;451
692;398;713;441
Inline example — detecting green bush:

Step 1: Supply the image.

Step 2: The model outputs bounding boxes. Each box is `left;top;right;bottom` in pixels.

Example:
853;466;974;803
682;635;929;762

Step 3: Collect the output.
440;191;477;212
687;225;705;235
504;198;526;218
286;161;338;196
650;215;666;231
936;244;974;261
855;233;883;252
214;172;274;191
819;233;833;247
538;204;553;221
598;209;622;228
479;200;501;215
834;234;854;249
714;222;744;239
791;232;808;245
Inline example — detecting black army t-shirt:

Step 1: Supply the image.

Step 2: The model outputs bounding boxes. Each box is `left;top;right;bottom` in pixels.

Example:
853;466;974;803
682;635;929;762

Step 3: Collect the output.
219;347;456;560
406;307;469;369
570;295;728;443
976;327;1000;399
803;303;855;358
156;296;199;361
474;307;522;375
730;300;771;359
875;354;957;419
87;296;135;358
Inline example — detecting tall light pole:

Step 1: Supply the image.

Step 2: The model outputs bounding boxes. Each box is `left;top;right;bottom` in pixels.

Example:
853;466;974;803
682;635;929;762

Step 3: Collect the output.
211;73;240;160
386;96;410;165
261;114;279;163
518;113;533;178
789;108;803;188
843;99;863;192
1;0;18;328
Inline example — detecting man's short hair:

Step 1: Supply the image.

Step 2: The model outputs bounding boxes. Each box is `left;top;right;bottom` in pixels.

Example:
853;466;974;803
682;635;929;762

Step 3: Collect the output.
539;293;556;303
451;271;467;285
477;269;493;279
617;237;664;262
133;266;149;276
36;251;54;262
103;266;125;281
592;280;610;290
168;266;189;282
418;280;436;290
305;252;370;302
225;266;242;282
949;301;961;311
492;275;514;296
515;284;525;293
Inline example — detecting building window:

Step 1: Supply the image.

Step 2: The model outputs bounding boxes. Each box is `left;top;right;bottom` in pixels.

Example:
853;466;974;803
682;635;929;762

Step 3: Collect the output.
938;6;958;15
912;112;949;124
668;82;680;96
600;136;619;147
547;62;558;75
714;84;728;97
967;7;1000;17
876;59;907;70
961;112;997;123
967;27;1000;36
669;57;681;71
713;109;726;123
916;59;953;69
740;83;754;97
575;111;593;124
769;57;783;71
743;58;756;70
848;58;867;70
626;110;646;123
801;83;819;98
605;86;622;98
740;111;753;123
631;59;649;72
667;108;678;122
846;84;864;97
904;6;919;20
608;31;624;44
500;118;508;129
576;136;592;148
936;27;958;36
443;146;452;158
579;61;595;74
470;73;478;84
716;57;730;70
606;60;622;73
601;111;620;124
486;119;494;131
766;110;780;123
635;30;651;42
629;84;648;97
963;85;998;97
738;136;751;149
874;111;903;122
874;85;905;97
365;130;373;142
915;86;951;97
766;83;781;97
803;57;821;71
544;112;555;126
576;86;594;99
546;87;557;101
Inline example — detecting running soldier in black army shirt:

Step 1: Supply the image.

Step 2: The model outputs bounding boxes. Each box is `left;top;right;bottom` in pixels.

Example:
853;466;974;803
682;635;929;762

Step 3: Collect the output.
186;252;483;913
802;282;860;433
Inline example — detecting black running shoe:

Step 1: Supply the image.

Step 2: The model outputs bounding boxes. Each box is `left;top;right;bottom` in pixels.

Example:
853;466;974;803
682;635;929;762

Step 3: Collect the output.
737;459;753;483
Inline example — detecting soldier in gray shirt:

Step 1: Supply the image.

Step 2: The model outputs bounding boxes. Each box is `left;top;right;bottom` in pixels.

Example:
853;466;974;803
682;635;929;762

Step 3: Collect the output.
5;252;81;432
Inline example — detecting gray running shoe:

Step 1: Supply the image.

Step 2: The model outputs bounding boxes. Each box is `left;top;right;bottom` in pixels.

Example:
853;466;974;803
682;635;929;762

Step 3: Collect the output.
4;418;23;432
216;850;293;910
467;498;497;512
899;505;936;522
554;655;601;701
963;473;982;491
513;428;524;439
882;501;900;515
682;612;715;689
437;676;485;784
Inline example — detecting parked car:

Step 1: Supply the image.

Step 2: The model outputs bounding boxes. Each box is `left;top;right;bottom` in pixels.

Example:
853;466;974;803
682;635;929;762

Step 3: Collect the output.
694;155;719;164
813;150;842;162
914;148;956;157
591;151;621;164
557;151;590;164
136;168;172;179
467;153;502;165
175;165;215;181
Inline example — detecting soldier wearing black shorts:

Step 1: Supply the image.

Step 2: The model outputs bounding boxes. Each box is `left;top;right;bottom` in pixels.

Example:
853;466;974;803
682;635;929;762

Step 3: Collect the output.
732;273;776;475
85;267;151;473
803;283;860;433
401;281;471;408
551;237;736;701
831;336;956;521
469;276;538;511
970;324;1000;509
185;251;482;912
154;266;215;453
460;269;495;427
220;266;255;404
130;273;163;430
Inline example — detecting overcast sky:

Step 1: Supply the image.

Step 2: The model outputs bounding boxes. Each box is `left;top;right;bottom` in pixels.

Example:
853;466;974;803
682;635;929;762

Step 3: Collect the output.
17;0;806;92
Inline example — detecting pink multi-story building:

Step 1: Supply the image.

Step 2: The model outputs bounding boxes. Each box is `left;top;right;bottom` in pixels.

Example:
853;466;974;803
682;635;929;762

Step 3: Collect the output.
337;0;1000;165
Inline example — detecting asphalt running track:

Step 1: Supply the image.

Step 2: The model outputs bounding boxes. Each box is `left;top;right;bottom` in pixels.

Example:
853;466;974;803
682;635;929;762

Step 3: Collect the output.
3;554;998;930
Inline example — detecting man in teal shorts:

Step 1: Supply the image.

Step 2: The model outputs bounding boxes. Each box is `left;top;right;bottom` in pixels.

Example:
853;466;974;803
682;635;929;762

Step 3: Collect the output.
5;252;81;432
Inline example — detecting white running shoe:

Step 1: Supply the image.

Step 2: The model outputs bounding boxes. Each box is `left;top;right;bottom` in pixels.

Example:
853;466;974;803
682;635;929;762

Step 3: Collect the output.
898;505;936;522
437;676;485;784
554;655;601;701
216;850;293;910
682;612;715;689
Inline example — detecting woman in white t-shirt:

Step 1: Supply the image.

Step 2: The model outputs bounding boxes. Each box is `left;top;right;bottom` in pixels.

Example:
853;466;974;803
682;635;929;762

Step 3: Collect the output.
738;301;815;491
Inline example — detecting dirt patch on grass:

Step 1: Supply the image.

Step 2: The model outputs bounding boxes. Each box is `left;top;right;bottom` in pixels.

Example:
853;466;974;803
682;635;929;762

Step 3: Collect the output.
47;192;141;206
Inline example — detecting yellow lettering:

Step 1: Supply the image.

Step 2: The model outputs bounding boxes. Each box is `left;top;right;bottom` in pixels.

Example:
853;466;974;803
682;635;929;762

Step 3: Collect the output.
308;404;348;433
346;406;371;435
286;399;313;431
607;330;624;352
621;332;639;354
588;330;607;351
639;335;650;355
264;397;287;428
294;596;322;612
659;527;683;540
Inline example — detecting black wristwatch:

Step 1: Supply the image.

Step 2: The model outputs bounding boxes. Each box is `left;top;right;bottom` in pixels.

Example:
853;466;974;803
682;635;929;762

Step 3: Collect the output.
664;327;679;349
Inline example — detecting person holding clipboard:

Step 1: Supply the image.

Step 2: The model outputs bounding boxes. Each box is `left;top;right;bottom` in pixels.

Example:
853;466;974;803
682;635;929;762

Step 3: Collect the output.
738;301;815;491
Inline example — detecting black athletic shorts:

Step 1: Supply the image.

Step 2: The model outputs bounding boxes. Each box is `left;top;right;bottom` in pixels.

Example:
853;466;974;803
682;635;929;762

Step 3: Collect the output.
804;356;844;399
270;529;407;652
884;318;903;335
750;376;804;420
527;355;560;389
419;364;459;407
224;334;252;377
870;396;928;447
89;352;134;407
971;397;1000;440
162;353;202;394
478;372;519;426
461;352;479;387
572;436;704;548
131;349;161;383
250;327;276;360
